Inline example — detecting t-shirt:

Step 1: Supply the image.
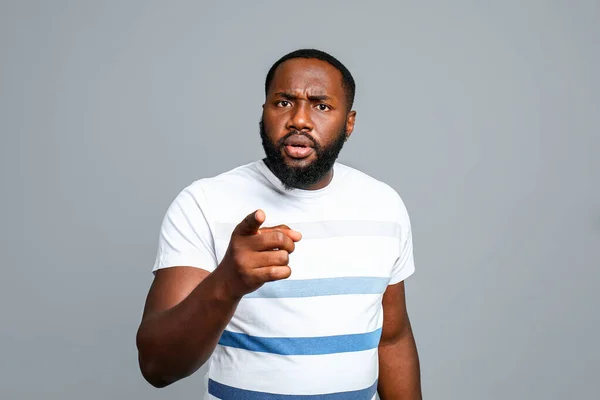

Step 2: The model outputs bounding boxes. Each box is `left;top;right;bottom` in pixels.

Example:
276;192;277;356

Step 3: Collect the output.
152;159;416;399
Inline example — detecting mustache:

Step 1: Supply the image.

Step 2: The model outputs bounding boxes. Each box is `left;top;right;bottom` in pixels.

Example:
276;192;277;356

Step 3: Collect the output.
277;131;319;149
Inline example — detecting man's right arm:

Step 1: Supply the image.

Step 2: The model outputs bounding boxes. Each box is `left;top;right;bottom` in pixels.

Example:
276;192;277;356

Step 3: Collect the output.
136;209;302;388
136;265;240;388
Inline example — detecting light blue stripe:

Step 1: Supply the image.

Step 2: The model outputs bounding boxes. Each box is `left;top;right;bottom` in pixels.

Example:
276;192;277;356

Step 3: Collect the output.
208;378;378;399
218;328;382;356
245;277;390;298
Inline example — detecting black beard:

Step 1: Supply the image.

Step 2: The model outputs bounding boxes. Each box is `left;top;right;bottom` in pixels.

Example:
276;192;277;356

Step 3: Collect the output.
259;118;347;190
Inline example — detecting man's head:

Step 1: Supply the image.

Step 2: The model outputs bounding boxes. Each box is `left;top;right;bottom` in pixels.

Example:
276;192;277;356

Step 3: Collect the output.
260;49;357;190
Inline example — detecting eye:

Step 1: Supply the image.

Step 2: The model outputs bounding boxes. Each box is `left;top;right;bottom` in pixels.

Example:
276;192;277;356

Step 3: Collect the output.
276;100;291;107
316;104;331;111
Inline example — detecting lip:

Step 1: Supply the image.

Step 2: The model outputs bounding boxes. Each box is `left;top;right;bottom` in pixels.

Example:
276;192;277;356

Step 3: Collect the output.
284;135;315;148
284;145;314;159
281;134;316;160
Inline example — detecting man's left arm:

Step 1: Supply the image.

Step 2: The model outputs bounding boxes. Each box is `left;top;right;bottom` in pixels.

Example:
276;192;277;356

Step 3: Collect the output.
377;281;422;399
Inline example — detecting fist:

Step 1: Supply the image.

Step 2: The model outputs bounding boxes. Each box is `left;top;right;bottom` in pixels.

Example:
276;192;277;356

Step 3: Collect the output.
217;209;302;299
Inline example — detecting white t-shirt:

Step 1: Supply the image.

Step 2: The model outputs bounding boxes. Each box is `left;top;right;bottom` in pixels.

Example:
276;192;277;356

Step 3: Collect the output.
152;159;416;399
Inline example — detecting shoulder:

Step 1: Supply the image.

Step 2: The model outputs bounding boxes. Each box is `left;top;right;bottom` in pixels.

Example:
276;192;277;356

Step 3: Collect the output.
182;160;264;196
336;163;410;219
164;161;263;214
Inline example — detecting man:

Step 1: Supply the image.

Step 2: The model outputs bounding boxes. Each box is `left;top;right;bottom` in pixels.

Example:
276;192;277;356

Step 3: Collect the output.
136;49;422;399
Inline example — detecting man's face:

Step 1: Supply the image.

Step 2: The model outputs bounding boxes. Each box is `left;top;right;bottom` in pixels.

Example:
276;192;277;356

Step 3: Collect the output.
260;58;356;190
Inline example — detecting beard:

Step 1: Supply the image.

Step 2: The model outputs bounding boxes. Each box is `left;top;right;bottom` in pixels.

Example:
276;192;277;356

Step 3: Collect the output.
259;118;347;190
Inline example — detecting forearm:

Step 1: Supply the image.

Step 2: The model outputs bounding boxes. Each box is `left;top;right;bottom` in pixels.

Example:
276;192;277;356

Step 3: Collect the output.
136;268;240;387
377;330;422;400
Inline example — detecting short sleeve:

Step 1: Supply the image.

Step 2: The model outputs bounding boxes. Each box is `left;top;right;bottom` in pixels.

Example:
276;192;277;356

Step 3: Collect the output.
389;196;416;285
152;184;218;274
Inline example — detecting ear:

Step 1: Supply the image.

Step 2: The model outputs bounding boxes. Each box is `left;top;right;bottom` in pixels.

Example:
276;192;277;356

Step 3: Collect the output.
345;110;357;140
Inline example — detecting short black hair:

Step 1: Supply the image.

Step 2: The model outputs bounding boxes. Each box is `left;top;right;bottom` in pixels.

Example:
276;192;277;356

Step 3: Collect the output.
264;49;356;110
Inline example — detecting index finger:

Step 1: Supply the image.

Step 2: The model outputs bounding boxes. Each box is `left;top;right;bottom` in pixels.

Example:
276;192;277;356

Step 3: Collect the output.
259;225;302;242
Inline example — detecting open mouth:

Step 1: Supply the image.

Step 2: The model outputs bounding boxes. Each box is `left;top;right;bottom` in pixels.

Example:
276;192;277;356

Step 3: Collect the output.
284;144;314;159
282;134;315;159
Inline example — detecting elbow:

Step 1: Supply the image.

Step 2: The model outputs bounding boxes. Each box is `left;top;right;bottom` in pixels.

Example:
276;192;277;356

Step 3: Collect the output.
135;324;209;388
136;329;176;388
139;359;172;388
137;350;176;388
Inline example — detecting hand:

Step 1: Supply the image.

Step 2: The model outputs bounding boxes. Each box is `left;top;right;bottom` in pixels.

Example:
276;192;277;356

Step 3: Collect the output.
216;209;302;299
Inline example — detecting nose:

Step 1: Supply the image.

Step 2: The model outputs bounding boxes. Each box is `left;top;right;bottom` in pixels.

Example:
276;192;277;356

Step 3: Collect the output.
286;102;313;132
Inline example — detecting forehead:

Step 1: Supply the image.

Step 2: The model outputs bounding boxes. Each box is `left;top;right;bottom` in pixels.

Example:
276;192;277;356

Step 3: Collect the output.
269;58;344;98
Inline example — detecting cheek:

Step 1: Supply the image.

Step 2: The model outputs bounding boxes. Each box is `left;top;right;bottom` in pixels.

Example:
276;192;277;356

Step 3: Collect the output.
262;116;288;145
314;114;346;137
263;111;288;131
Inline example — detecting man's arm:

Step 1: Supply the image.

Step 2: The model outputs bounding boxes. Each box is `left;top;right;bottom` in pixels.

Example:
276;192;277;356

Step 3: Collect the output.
136;210;302;388
377;281;422;399
136;266;240;388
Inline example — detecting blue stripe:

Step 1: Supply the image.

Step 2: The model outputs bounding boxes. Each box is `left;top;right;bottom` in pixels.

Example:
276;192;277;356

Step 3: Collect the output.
218;328;382;356
245;277;390;298
208;378;378;399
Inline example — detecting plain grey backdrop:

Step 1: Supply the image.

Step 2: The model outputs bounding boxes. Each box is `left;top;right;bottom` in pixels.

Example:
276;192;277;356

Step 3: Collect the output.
1;1;598;399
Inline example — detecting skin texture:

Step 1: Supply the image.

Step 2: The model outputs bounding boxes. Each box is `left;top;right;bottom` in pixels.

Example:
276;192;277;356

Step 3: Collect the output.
136;58;422;398
261;58;356;190
136;210;302;387
378;281;423;399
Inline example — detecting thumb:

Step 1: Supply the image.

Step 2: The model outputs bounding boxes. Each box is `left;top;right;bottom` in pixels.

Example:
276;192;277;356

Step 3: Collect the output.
234;209;266;236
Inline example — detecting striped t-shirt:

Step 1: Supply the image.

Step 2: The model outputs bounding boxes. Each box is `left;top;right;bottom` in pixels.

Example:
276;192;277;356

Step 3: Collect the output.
152;159;416;399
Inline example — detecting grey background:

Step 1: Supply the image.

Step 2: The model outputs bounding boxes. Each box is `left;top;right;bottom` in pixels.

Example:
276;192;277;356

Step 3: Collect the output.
1;1;598;399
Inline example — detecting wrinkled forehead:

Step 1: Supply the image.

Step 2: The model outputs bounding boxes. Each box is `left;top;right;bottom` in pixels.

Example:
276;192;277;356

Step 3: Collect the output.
268;58;345;98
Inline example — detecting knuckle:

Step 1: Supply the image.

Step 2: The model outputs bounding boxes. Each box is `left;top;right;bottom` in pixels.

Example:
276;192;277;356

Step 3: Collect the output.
238;267;253;283
267;267;279;280
232;250;247;268
274;231;286;245
236;267;247;278
230;238;243;252
266;233;281;248
268;266;289;280
277;250;289;265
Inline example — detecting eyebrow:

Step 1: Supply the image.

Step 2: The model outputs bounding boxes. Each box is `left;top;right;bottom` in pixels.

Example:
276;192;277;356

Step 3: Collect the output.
274;92;332;102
